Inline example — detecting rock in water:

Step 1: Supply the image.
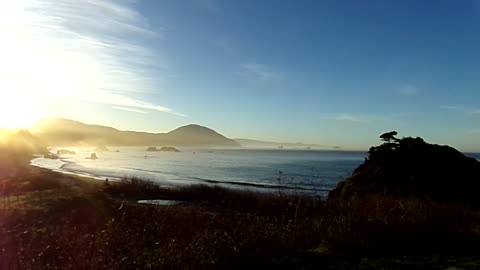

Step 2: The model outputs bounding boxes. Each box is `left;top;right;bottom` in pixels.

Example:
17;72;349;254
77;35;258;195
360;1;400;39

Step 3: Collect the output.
159;146;180;152
146;147;158;152
44;153;59;159
57;149;76;155
87;153;98;160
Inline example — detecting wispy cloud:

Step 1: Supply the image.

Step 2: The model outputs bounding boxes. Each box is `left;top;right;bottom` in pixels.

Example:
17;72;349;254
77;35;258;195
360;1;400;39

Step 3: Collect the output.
239;63;280;81
0;0;183;116
322;114;367;123
214;38;235;52
397;85;420;97
471;110;480;116
191;0;221;12
466;130;480;136
441;105;480;116
96;92;186;117
441;105;466;111
321;112;414;124
112;106;148;114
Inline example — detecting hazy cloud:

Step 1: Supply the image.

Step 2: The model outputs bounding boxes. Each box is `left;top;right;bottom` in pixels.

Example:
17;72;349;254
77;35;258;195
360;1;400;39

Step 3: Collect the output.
0;0;182;116
191;0;220;12
112;106;148;114
441;105;466;111
214;38;235;52
471;110;480;116
239;63;280;81
441;105;480;116
398;85;420;97
466;130;480;136
322;114;367;123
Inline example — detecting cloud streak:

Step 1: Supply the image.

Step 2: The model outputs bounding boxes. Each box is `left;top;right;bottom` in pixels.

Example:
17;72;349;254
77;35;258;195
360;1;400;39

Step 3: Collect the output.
191;0;221;12
112;106;148;114
0;0;182;116
239;63;280;81
441;105;480;116
322;114;368;123
398;85;420;97
467;130;480;135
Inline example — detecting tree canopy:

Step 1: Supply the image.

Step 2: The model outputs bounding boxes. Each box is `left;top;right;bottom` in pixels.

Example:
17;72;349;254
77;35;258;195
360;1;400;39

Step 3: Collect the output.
379;131;398;143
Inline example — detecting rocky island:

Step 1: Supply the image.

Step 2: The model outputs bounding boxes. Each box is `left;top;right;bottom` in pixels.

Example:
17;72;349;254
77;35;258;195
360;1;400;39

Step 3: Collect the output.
57;149;76;155
86;153;98;160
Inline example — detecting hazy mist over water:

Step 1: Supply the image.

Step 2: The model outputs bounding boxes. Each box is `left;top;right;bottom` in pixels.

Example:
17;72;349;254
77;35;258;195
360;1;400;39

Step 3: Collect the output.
32;148;367;195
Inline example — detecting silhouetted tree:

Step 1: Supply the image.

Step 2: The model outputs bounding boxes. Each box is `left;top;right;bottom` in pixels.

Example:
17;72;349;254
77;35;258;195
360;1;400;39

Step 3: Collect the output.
379;131;398;143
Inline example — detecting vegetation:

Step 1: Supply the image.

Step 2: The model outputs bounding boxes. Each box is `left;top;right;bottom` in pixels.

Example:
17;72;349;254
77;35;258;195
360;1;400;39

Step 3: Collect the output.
330;132;480;205
0;171;479;269
1;132;480;268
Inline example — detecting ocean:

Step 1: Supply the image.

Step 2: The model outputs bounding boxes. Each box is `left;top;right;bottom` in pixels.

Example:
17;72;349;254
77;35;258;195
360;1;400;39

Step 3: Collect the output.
30;147;480;196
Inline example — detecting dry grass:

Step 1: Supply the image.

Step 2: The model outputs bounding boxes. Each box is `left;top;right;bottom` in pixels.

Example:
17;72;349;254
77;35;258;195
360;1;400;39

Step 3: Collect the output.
1;175;480;269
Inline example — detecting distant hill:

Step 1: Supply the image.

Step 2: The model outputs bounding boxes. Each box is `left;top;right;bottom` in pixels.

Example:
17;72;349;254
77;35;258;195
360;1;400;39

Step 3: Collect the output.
32;118;240;148
234;138;326;150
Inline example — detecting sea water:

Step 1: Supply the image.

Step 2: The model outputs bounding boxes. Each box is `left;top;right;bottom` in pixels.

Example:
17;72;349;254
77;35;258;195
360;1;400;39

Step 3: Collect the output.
30;148;480;196
31;147;367;195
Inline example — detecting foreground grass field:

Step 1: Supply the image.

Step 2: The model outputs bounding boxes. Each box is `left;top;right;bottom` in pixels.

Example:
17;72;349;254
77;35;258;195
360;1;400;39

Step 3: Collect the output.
2;167;480;269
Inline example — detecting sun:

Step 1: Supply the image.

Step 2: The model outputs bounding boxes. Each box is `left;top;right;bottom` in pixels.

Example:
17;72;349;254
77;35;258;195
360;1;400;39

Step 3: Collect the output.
0;1;99;129
0;94;43;129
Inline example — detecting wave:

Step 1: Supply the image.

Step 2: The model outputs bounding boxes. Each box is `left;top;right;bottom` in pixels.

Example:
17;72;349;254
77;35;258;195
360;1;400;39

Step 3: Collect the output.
122;166;330;192
30;157;111;180
186;176;331;192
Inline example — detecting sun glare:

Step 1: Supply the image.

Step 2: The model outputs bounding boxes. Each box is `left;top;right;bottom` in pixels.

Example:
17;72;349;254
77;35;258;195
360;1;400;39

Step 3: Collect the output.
0;94;40;129
0;1;102;129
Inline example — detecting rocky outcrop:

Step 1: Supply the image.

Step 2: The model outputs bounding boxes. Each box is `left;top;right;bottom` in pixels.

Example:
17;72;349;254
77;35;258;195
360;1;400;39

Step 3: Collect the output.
329;132;480;205
159;147;180;152
57;149;76;155
44;153;59;159
87;153;98;160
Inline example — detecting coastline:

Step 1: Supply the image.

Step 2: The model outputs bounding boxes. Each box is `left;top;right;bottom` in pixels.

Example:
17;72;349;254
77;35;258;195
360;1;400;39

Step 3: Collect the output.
30;156;114;182
1;146;480;269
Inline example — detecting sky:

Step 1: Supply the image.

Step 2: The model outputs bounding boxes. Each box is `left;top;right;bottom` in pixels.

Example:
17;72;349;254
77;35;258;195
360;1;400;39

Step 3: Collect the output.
1;0;480;151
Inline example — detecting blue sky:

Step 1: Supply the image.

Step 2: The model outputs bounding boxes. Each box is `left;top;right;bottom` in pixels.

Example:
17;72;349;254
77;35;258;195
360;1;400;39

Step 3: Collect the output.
2;0;480;151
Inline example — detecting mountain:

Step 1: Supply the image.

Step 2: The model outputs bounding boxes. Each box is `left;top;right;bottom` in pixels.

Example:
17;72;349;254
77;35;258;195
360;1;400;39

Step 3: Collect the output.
32;118;240;147
234;138;326;150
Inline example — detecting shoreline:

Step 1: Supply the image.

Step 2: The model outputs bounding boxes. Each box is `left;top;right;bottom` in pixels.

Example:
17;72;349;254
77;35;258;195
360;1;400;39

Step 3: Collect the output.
1;152;480;269
30;155;119;182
